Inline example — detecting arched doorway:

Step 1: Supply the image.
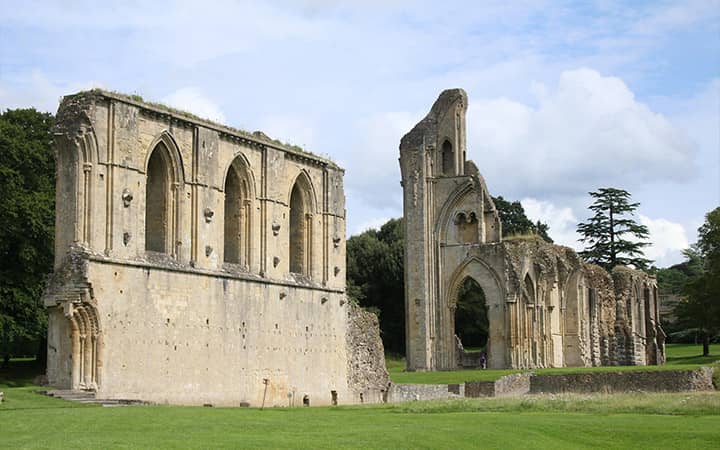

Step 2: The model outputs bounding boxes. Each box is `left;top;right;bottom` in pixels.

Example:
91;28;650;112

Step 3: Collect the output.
455;277;489;349
454;277;489;368
443;258;506;370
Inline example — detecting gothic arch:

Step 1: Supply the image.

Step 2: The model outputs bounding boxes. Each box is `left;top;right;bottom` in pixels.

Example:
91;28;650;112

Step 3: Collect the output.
435;180;475;241
67;302;101;390
444;257;507;368
54;129;99;255
223;154;256;266
288;171;316;276
144;134;183;255
286;170;318;214
144;131;185;183
441;139;454;176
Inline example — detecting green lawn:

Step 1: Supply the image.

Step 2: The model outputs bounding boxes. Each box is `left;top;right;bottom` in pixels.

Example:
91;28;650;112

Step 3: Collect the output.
1;385;719;449
387;343;720;385
0;345;718;449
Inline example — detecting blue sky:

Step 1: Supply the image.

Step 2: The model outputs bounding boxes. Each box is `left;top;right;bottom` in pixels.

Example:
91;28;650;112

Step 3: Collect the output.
1;0;718;267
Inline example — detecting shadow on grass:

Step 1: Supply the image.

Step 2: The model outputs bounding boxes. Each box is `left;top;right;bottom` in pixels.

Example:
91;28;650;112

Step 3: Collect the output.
0;359;44;388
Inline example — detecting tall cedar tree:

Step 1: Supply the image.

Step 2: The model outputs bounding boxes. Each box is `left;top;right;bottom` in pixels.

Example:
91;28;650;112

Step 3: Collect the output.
675;207;720;356
577;187;651;270
0;109;55;364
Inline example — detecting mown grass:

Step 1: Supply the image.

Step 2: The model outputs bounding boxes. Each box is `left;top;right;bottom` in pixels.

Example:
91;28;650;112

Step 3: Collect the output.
1;349;719;449
387;343;720;384
1;390;719;449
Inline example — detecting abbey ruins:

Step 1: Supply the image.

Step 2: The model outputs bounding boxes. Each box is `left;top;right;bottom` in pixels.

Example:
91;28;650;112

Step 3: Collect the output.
44;88;664;406
399;89;665;371
44;90;387;406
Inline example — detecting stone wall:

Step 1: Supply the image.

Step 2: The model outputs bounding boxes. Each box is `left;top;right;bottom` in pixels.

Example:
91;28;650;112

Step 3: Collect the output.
43;90;376;406
345;303;390;403
387;383;463;402
465;373;532;398
387;368;713;402
529;368;714;394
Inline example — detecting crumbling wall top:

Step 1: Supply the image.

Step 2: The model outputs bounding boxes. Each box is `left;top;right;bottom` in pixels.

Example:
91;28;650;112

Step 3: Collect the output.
57;89;342;171
400;88;467;151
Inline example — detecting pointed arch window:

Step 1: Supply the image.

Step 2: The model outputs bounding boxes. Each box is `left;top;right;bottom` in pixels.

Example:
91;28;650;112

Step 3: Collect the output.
524;274;536;304
441;140;454;176
289;174;313;276
145;142;175;254
224;157;253;266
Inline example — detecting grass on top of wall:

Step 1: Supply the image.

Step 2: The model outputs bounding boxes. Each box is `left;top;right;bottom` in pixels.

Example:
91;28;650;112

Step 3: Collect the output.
387;343;720;385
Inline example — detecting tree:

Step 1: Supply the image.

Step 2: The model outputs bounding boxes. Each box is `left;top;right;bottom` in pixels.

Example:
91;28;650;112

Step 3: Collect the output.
0;108;55;366
346;219;405;354
653;246;704;295
675;207;720;356
577;187;651;270
492;196;553;242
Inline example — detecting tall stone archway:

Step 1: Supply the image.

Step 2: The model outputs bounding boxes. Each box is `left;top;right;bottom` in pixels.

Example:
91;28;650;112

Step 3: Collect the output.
443;259;507;369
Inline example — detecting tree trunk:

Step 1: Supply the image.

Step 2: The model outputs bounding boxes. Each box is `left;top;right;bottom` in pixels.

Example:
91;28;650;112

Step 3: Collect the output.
702;333;710;357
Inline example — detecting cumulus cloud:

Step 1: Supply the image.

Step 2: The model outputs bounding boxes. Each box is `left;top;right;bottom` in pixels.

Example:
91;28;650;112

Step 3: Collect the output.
343;111;418;207
640;215;690;267
162;87;226;124
256;115;317;152
467;68;697;199
0;70;100;112
521;197;580;249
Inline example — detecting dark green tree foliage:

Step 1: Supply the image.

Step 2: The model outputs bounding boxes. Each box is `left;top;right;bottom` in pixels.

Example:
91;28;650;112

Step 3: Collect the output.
653;246;704;295
675;207;720;356
346;218;405;354
0;109;55;363
492;196;553;243
577;187;651;270
454;277;488;349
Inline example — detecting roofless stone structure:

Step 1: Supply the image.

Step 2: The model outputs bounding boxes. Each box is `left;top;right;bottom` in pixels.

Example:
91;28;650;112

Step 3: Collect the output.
399;89;665;371
44;90;388;406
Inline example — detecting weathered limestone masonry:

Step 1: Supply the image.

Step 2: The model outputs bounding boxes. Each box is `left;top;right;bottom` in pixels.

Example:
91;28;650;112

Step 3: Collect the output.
44;90;388;406
399;89;665;371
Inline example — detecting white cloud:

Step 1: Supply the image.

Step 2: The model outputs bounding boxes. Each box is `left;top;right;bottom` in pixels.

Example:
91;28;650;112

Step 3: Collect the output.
0;70;100;113
640;214;690;267
521;197;580;249
350;216;392;236
256;115;317;152
467;68;698;199
162;87;226;124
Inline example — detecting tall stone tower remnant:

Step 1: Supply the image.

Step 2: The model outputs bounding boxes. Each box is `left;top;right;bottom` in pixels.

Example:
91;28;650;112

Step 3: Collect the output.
399;89;665;371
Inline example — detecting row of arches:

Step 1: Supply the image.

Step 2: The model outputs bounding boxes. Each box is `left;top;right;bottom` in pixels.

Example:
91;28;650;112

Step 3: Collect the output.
445;260;598;369
144;139;316;276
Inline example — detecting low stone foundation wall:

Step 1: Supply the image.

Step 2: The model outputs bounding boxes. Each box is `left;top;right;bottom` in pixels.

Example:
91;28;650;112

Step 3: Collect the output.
387;383;463;403
529;368;714;394
465;373;531;397
387;367;714;403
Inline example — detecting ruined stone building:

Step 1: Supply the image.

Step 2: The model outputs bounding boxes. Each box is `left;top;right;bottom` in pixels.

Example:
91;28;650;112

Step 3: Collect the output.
44;90;388;406
399;89;665;371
